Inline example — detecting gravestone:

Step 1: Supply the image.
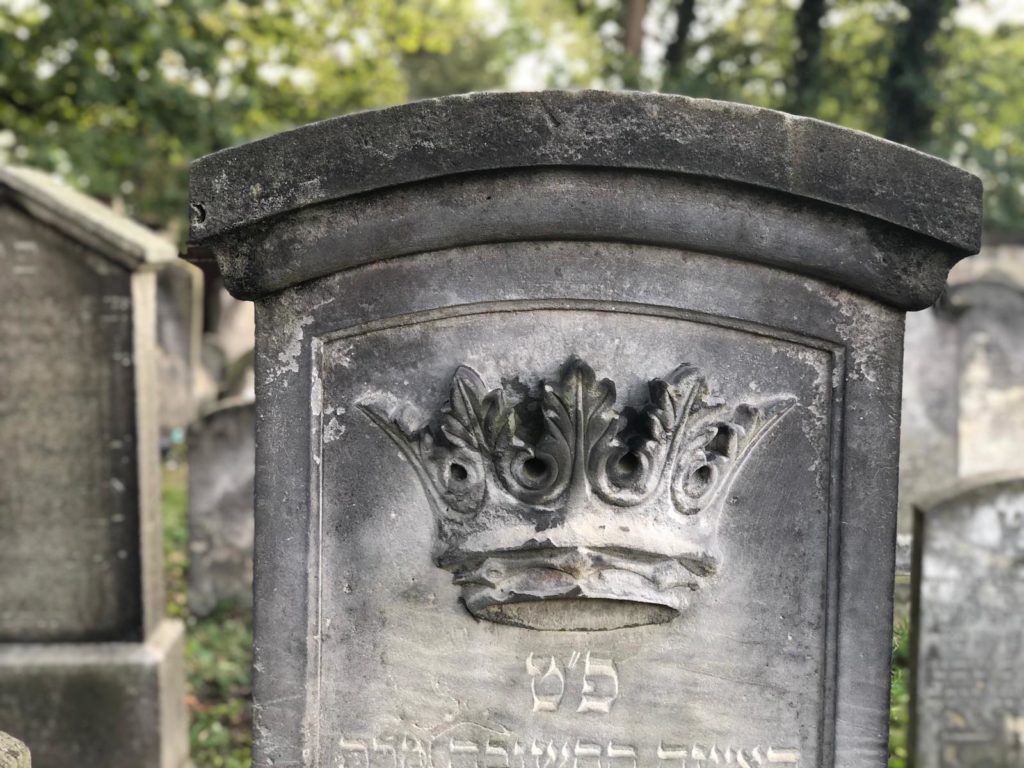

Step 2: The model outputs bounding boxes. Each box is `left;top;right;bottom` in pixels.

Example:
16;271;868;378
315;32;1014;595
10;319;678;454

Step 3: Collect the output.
896;269;1024;616
0;165;188;767
911;476;1024;767
187;398;256;617
898;252;1024;538
188;92;982;768
950;279;1024;478
156;259;204;440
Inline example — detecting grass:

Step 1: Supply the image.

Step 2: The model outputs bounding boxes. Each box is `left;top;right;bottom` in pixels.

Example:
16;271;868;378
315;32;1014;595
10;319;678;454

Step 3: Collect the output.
163;459;253;768
160;459;912;766
889;620;912;768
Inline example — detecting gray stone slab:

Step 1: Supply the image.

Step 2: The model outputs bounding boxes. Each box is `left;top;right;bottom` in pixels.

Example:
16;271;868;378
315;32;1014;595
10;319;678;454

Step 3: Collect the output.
0;732;30;768
950;279;1024;478
190;91;982;260
0;167;171;641
911;476;1024;767
897;273;1024;538
156;260;204;436
0;619;188;768
0;165;187;766
187;399;255;617
187;92;982;768
898;304;960;536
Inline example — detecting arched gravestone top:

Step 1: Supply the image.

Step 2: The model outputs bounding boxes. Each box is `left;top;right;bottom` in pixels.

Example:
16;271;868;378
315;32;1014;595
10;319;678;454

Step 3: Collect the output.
189;91;981;307
0;165;176;269
187;95;985;768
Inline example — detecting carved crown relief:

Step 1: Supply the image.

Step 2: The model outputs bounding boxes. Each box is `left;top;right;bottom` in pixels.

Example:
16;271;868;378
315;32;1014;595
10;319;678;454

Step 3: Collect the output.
358;357;795;631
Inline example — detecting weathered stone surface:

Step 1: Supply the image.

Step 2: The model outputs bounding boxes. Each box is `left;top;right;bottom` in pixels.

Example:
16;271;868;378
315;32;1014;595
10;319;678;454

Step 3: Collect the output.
950;278;1024;477
0;619;188;768
187;399;255;617
156;259;204;437
0;732;30;768
898;303;960;537
191;91;982;263
0;165;188;767
897;262;1024;536
188;92;982;768
911;476;1024;767
0;165;172;641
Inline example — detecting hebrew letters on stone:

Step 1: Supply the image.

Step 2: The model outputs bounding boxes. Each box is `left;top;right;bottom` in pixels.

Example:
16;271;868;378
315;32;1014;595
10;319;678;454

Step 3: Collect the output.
187;92;984;768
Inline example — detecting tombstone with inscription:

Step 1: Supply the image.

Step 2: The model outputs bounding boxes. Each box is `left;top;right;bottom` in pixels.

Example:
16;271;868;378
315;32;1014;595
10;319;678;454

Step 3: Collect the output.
188;92;983;768
188;398;256;617
911;475;1024;768
0;166;188;767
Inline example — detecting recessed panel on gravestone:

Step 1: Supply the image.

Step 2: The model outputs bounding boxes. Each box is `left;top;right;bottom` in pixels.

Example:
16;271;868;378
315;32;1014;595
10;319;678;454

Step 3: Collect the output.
314;305;835;766
0;204;141;642
912;478;1024;768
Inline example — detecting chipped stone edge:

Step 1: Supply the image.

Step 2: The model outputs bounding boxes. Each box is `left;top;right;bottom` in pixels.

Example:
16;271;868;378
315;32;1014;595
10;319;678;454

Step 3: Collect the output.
188;90;983;253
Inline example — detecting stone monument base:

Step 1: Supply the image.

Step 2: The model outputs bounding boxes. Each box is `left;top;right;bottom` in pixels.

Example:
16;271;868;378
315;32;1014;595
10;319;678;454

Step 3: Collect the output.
0;619;188;768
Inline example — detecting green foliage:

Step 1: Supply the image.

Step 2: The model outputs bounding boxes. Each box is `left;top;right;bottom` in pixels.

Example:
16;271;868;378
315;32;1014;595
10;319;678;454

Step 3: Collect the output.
889;620;911;768
932;20;1024;230
162;457;189;620
163;461;252;766
0;0;602;233
662;0;797;108
186;615;253;768
655;1;1024;228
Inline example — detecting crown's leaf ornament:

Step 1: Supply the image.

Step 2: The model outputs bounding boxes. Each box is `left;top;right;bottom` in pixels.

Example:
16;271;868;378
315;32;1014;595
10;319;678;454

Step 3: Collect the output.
358;357;795;631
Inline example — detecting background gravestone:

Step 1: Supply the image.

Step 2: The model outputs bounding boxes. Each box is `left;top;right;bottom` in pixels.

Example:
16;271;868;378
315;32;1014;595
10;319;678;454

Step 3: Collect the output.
187;398;256;617
0;165;188;768
911;476;1024;767
896;260;1024;614
898;246;1024;536
188;92;982;768
156;258;206;444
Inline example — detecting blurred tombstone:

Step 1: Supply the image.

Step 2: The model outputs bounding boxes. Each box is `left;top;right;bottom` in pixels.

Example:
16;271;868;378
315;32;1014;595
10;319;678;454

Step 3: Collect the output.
189;92;980;767
951;278;1024;477
896;248;1024;613
213;283;255;366
900;247;1024;535
911;476;1024;767
0;166;188;768
187;399;255;617
0;732;30;768
156;259;204;445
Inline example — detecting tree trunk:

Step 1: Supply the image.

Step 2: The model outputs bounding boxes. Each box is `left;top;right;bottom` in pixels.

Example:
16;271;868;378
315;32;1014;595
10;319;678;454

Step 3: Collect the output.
881;0;957;146
623;0;648;57
787;0;827;116
664;0;697;85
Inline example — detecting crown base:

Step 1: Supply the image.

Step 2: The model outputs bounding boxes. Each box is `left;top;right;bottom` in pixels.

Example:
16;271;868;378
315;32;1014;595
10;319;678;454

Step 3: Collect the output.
474;597;679;632
449;547;706;631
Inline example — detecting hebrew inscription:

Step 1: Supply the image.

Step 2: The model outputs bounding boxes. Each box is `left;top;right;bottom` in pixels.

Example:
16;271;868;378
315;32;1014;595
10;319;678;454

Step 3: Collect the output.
333;730;800;768
526;652;619;714
359;356;795;631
